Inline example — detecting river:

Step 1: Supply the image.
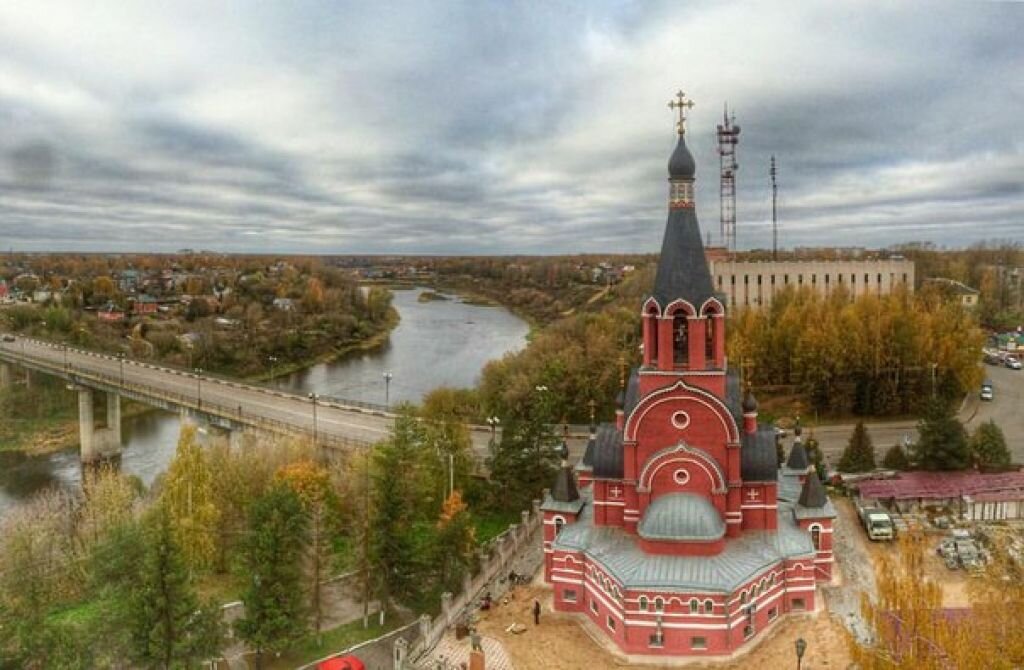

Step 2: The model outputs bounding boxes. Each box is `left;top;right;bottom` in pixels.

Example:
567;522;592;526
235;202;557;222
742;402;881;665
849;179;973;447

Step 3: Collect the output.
0;288;529;513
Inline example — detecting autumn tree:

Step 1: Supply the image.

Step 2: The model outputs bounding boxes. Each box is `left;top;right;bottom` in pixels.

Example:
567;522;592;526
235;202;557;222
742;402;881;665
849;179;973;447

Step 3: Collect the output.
970;419;1011;471
435;491;477;595
161;425;220;573
851;532;963;669
236;484;309;669
914;397;970;471
420;387;476;514
839;421;876;472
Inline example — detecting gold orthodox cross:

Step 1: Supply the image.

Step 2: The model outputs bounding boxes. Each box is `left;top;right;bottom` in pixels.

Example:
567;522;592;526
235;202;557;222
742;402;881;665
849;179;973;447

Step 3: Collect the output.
668;90;694;134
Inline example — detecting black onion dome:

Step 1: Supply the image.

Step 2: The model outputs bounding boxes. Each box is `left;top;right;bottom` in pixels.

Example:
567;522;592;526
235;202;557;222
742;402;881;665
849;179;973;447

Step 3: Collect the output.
742;390;758;413
668;133;696;180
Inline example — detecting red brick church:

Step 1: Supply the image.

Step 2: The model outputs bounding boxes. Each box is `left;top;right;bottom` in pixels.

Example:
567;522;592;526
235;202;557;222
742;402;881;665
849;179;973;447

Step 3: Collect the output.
541;92;835;657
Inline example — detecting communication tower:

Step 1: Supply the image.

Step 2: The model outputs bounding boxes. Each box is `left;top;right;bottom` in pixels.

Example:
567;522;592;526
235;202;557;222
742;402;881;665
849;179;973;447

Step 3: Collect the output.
770;155;778;260
716;105;740;252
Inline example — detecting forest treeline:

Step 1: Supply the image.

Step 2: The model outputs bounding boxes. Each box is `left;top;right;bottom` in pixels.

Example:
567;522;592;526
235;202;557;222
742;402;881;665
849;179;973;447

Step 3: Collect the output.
728;284;983;416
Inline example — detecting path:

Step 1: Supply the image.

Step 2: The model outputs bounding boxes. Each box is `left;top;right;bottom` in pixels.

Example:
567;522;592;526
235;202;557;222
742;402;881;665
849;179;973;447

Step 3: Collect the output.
822;498;878;645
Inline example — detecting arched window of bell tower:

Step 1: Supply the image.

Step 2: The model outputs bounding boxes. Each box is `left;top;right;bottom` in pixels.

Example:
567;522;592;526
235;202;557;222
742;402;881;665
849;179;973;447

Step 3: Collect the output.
673;314;689;368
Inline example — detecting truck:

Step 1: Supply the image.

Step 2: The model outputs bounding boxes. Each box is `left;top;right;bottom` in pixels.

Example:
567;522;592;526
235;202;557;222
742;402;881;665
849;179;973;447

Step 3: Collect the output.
857;503;896;541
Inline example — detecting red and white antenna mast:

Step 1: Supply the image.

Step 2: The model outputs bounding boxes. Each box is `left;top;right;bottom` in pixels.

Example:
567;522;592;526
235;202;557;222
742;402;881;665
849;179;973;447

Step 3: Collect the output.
716;104;740;252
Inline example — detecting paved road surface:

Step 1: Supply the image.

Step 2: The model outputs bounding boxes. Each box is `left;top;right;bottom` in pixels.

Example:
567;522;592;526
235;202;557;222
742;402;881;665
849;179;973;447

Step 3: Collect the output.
799;362;1024;465
4;336;1021;464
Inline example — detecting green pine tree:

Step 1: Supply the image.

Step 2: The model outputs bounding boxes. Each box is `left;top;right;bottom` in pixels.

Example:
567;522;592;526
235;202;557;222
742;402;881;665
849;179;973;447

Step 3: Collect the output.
914;397;970;471
236;485;309;669
486;386;560;514
881;442;911;470
970;420;1011;471
370;411;430;613
838;421;876;472
128;506;224;669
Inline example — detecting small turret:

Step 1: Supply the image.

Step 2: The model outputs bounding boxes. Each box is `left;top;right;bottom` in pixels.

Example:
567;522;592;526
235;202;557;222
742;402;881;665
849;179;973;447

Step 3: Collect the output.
742;385;758;434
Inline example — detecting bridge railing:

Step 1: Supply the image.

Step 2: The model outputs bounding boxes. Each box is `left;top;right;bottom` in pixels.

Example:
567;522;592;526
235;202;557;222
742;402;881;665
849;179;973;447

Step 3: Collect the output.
2;336;393;415
1;338;375;450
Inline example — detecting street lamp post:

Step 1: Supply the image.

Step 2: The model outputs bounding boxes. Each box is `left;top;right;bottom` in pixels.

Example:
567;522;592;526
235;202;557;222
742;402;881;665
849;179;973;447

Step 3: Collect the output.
308;392;320;447
195;368;203;410
486;416;500;447
795;637;807;670
382;371;393;408
118;352;126;386
930;362;938;398
63;344;68;371
268;355;278;388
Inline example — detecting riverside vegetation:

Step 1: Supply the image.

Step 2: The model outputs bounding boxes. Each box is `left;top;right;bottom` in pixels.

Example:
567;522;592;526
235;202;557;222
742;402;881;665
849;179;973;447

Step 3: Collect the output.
0;386;559;667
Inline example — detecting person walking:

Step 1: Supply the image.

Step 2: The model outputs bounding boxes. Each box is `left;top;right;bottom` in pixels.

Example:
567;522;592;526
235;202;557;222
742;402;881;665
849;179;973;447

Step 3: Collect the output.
533;599;541;625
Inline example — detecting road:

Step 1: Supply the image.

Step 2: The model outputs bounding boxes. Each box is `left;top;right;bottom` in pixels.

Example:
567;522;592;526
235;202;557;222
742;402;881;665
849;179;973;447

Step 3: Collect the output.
806;362;1024;464
4;335;1021;465
1;336;397;447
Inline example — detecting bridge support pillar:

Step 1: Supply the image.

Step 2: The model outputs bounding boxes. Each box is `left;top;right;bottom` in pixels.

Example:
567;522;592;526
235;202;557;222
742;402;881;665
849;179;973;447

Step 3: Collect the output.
0;362;11;389
77;388;122;462
105;392;122;449
23;369;31;390
79;388;97;462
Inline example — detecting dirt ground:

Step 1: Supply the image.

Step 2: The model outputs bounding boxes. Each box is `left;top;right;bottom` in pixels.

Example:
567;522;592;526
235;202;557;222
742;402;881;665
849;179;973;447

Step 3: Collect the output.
835;498;975;608
473;584;852;670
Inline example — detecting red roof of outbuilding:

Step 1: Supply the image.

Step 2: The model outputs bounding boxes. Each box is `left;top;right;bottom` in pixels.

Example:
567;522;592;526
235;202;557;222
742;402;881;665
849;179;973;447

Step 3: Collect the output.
857;470;1024;501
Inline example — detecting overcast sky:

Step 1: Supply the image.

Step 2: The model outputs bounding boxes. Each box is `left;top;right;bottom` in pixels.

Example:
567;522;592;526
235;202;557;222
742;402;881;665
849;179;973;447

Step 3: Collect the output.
1;1;1022;254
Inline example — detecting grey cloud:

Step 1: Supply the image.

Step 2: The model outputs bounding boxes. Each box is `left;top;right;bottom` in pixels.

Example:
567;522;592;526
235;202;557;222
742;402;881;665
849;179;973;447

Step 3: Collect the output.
0;0;1022;253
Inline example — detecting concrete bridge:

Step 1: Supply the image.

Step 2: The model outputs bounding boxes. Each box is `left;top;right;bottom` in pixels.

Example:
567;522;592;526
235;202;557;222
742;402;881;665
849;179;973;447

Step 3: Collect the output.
0;336;401;460
0;335;598;463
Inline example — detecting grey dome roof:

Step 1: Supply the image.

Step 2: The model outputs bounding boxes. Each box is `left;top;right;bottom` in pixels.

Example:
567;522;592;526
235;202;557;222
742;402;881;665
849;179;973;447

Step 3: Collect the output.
668;133;696;180
742;390;758;413
637;493;725;542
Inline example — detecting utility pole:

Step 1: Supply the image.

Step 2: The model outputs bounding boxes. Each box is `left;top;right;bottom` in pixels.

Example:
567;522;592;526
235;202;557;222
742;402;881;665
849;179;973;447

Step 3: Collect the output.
770;155;778;261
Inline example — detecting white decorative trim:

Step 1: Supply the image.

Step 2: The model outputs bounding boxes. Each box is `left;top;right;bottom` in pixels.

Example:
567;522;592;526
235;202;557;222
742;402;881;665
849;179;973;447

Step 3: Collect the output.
663;298;696;317
672;468;691;485
740;504;778;510
625;379;740;442
592;500;626;507
637;442;727;494
671;410;691;430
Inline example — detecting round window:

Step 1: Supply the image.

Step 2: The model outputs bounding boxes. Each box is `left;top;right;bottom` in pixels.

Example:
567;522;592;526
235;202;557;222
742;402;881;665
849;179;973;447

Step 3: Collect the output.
671;411;690;429
673;469;690;485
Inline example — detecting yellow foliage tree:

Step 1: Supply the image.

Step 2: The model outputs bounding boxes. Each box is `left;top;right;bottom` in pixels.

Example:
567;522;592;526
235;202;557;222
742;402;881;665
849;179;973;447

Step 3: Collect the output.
161;425;220;574
852;532;968;669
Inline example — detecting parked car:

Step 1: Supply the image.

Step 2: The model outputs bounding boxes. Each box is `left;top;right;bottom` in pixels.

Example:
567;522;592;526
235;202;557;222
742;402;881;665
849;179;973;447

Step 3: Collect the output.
1008;356;1022;370
1;334;14;342
981;380;994;401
